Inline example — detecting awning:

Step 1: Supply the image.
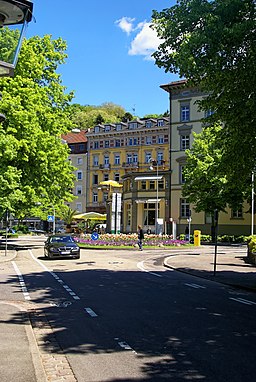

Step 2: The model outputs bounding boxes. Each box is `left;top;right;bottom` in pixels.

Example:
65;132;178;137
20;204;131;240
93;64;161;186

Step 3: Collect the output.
136;199;162;204
134;176;163;181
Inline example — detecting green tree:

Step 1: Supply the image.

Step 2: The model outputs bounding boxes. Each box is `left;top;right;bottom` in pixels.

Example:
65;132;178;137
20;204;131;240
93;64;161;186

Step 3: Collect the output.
0;34;75;218
121;112;133;122
60;207;78;227
182;125;225;239
69;103;128;130
152;0;256;191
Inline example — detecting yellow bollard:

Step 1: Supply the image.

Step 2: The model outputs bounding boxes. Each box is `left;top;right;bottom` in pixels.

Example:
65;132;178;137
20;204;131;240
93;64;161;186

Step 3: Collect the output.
194;230;201;246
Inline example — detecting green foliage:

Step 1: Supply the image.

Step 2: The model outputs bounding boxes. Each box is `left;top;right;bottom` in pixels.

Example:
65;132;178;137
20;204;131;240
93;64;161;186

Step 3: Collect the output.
152;0;256;197
248;235;256;253
60;207;77;225
182;124;228;213
0;34;75;217
0;28;20;64
69;102;128;129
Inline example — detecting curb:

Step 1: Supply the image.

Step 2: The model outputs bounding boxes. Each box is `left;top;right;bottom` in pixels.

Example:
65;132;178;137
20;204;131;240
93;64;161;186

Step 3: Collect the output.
163;256;256;293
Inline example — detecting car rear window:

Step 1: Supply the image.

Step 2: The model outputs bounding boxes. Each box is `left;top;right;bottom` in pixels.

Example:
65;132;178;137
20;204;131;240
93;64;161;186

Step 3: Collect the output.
50;236;74;243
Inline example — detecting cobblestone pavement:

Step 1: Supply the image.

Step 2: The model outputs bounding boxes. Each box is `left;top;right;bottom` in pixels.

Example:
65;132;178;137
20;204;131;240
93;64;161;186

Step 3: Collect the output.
29;309;77;382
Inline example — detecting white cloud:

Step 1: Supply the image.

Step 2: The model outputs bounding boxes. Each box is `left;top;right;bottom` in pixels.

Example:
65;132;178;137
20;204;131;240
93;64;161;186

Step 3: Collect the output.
115;17;135;35
128;22;162;60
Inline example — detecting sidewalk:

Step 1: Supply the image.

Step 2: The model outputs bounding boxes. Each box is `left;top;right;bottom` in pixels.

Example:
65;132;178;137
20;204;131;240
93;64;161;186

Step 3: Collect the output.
164;244;256;292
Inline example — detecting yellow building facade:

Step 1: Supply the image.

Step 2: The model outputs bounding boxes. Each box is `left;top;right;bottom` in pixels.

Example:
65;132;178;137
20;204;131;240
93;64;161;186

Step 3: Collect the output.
86;118;171;233
162;80;252;236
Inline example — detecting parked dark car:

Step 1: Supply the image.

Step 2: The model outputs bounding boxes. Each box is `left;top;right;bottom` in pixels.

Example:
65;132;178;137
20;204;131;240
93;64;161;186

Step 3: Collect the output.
44;235;80;259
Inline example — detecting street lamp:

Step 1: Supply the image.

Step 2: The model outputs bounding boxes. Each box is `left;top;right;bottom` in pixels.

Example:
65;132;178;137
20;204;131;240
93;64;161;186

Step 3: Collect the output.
149;158;159;235
252;170;254;236
0;0;33;77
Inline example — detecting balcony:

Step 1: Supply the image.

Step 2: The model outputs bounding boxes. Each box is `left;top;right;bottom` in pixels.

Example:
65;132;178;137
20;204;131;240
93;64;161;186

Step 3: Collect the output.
122;162;139;168
99;164;111;170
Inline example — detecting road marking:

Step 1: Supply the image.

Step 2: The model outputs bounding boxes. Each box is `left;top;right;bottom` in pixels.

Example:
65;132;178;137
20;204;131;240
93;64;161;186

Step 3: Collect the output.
29;250;80;300
50;301;72;308
84;307;98;317
229;297;256;306
114;338;137;354
12;261;31;300
137;261;162;277
185;283;206;289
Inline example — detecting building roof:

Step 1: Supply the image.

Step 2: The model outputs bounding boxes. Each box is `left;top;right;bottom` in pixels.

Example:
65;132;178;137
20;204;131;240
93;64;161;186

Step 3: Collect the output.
160;79;187;92
62;130;87;144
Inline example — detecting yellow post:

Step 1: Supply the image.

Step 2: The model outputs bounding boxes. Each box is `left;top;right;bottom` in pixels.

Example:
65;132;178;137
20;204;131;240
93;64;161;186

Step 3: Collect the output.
194;230;201;246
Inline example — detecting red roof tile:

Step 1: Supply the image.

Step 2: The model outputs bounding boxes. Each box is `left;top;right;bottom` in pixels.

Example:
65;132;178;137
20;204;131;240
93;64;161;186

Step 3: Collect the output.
62;130;87;144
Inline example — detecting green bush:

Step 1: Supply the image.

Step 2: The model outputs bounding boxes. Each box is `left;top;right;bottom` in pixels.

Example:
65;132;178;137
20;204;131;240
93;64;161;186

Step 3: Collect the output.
248;235;256;253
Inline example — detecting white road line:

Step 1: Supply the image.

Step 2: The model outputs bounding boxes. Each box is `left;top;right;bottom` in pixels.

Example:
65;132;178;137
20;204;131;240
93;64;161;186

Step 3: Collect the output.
12;261;31;300
114;338;137;354
137;261;162;277
29;250;80;300
185;283;206;289
84;308;98;317
229;297;256;306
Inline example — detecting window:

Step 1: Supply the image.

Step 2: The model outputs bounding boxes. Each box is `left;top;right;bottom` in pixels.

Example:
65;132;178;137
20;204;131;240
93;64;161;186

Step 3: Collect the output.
149;180;155;190
127;204;131;225
181;135;190;150
133;137;137;146
79;144;85;151
127;154;132;164
145;153;152;163
114;173;120;182
105;140;110;148
143;203;157;226
76;186;82;196
146;121;152;128
158;135;164;144
104;155;109;165
133;153;138;164
181;104;190;122
180;198;190;218
205;212;212;224
114;154;120;165
141;180;146;190
116;124;122;131
105;125;111;132
77;171;82;180
94;126;99;133
93;174;98;185
128;122;137;129
129;138;133;146
115;139;121;147
180;165;186;184
77;157;83;165
157;119;164;127
157;152;164;164
93;192;98;203
205;109;214;118
146;136;152;145
232;208;243;218
158;179;164;190
103;173;109;181
93;155;99;166
69;145;75;153
94;141;99;149
76;203;82;212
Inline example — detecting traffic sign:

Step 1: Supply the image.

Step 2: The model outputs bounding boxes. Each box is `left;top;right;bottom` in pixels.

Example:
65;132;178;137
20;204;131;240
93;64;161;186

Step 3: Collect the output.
91;232;99;241
47;215;55;222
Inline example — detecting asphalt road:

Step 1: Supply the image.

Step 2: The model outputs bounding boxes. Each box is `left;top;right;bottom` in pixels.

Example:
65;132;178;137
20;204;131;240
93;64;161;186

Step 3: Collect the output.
3;240;256;381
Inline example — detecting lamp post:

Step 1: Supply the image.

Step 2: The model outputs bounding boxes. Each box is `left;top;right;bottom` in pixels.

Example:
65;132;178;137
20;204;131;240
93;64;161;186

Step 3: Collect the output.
252;170;254;236
0;0;33;77
149;158;159;235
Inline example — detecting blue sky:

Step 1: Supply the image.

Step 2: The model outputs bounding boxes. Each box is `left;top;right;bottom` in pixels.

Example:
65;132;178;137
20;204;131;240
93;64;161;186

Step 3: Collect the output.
28;0;178;117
